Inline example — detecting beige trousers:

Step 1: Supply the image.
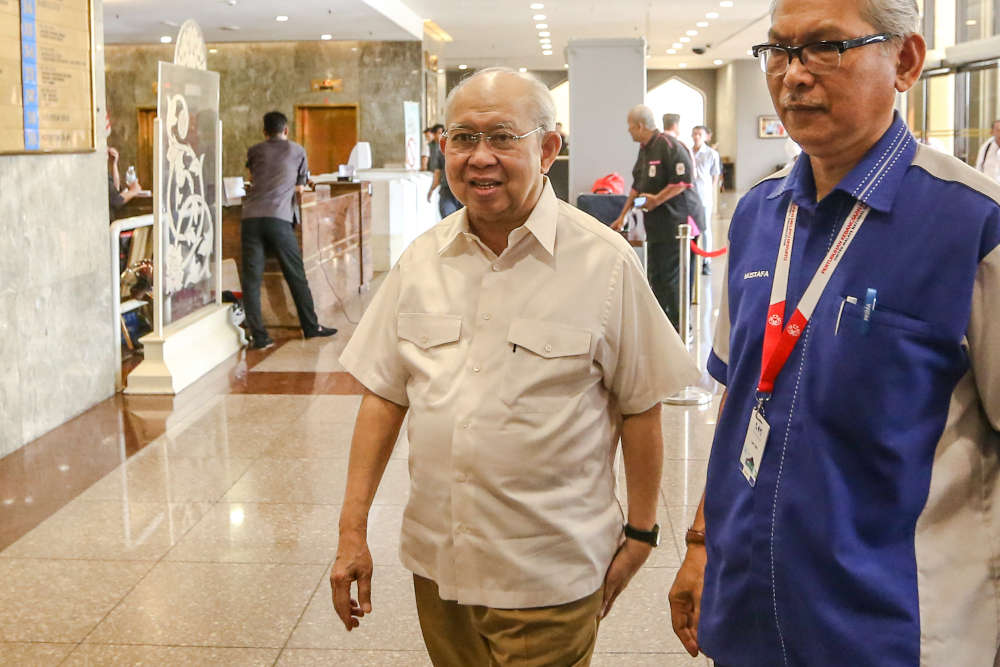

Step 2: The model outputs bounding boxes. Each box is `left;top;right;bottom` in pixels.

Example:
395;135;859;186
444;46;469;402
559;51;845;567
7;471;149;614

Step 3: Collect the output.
413;574;604;667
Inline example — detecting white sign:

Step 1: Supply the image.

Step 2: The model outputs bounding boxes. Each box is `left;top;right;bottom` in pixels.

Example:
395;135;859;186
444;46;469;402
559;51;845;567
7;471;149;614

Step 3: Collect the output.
404;100;421;170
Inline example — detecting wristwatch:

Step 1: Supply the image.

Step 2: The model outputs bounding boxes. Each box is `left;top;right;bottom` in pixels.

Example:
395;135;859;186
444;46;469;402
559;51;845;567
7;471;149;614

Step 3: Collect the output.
624;523;660;548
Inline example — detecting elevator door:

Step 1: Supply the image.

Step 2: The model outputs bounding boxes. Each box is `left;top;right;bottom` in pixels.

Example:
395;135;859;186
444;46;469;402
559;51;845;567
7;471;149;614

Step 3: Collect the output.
295;105;359;177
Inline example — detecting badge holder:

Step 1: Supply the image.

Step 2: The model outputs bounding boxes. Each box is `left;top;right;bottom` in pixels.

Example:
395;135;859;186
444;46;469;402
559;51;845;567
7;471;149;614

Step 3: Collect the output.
664;223;713;406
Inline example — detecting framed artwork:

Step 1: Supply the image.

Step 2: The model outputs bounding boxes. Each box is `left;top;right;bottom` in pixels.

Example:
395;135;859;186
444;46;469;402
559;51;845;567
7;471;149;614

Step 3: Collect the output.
759;115;787;139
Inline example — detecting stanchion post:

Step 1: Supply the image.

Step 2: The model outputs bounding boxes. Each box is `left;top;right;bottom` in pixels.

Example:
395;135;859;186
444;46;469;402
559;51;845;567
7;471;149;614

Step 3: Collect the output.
677;223;692;346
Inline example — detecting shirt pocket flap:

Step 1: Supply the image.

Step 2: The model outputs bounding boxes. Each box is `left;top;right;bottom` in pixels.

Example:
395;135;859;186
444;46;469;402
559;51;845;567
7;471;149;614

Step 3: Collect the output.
398;313;463;349
507;319;592;358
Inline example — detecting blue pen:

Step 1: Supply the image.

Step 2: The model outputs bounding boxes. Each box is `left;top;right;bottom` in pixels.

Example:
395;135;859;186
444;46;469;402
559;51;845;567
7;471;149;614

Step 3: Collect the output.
859;288;877;335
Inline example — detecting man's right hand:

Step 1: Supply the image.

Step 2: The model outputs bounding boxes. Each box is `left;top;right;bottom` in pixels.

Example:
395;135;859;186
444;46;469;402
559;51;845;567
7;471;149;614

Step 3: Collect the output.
611;216;625;232
668;543;707;657
427;190;433;203
330;530;374;631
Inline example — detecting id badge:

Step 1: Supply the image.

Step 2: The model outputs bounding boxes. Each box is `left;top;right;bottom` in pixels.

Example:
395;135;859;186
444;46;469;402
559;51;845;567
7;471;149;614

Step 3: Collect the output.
649;164;657;178
740;407;770;486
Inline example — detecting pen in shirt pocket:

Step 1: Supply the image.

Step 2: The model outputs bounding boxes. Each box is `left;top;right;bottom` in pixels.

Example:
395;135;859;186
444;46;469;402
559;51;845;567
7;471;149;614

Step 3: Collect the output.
834;289;877;336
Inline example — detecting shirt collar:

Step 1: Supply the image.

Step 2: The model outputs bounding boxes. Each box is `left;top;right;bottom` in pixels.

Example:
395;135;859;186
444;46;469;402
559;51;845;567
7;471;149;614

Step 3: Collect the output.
768;112;916;213
437;178;559;256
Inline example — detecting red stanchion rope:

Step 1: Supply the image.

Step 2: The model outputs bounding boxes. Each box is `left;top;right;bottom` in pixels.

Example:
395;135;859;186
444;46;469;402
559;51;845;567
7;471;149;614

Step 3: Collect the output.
691;241;727;258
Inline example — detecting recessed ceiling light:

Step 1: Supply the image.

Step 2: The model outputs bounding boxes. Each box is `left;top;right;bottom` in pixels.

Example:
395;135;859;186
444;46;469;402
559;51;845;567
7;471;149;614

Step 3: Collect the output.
720;1;734;6
706;12;719;18
209;48;218;53
519;67;528;72
680;37;691;42
160;35;172;43
539;31;550;36
533;14;546;20
564;63;568;68
321;34;332;40
530;2;544;8
679;63;688;68
536;23;547;29
276;15;288;21
459;64;468;69
697;21;709;27
673;42;683;48
667;49;677;54
543;50;553;55
686;30;698;36
967;19;977;25
714;59;723;65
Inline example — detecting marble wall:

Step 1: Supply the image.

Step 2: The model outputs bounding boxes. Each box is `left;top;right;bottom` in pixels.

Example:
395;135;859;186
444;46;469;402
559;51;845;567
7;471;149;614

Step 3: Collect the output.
105;40;422;179
0;1;115;458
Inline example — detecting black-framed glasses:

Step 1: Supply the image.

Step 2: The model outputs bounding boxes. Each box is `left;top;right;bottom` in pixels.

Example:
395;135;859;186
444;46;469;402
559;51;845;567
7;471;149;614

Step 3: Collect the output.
443;126;544;153
751;33;892;76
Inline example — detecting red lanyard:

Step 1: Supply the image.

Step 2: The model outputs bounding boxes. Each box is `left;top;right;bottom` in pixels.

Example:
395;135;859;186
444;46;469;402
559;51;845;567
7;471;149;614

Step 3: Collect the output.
758;200;871;395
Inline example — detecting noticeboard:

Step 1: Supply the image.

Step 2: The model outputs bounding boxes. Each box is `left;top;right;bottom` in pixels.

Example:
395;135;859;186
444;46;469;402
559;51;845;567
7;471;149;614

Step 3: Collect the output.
0;0;94;154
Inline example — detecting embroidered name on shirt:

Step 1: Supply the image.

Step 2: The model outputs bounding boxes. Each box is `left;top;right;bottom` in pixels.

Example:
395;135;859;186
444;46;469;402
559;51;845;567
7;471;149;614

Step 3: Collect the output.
744;270;770;280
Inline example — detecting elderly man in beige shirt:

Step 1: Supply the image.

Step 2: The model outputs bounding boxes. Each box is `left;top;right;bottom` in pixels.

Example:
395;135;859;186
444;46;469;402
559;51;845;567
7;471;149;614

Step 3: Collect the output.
331;67;699;666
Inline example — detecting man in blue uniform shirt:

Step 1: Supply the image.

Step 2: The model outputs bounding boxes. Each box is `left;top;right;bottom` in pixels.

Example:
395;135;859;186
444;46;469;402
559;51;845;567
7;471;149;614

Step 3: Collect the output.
668;0;1000;665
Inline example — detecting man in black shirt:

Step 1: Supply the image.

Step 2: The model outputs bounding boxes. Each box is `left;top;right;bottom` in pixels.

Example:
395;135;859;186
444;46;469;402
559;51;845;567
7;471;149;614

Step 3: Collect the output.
613;107;703;330
427;123;462;217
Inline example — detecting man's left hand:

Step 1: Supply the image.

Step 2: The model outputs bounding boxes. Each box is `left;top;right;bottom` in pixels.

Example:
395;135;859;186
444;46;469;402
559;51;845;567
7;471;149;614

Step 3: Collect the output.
600;538;652;618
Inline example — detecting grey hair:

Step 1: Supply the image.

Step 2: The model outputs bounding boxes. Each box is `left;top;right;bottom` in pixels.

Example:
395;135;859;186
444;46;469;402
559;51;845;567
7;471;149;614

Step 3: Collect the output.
770;0;920;37
628;105;657;130
445;67;557;133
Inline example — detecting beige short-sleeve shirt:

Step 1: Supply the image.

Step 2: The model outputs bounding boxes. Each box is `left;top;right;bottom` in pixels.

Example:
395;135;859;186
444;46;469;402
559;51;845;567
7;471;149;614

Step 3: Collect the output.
340;181;700;609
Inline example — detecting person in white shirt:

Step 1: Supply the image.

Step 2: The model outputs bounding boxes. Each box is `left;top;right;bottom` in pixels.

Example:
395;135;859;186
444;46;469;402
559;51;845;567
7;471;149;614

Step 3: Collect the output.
330;67;699;667
975;119;1000;182
691;126;721;273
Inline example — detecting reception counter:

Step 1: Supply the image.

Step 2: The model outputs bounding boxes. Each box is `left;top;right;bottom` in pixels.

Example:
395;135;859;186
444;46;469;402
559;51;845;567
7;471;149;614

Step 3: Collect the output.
222;183;372;328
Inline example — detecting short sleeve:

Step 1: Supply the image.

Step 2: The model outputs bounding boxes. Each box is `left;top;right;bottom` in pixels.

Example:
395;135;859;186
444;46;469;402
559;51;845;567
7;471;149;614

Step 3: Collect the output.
711;151;722;177
707;258;731;386
968;242;1000;429
339;263;410;406
597;249;701;414
667;142;694;185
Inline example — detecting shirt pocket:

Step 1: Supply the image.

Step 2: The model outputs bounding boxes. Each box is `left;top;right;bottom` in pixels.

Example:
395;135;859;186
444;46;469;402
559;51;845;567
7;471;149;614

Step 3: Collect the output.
398;313;463;403
501;319;594;414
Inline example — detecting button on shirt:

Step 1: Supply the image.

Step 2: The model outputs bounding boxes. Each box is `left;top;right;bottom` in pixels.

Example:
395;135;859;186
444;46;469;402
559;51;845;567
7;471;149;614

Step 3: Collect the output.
704;114;1000;667
692;144;721;209
340;180;699;609
631;133;703;243
242;138;309;223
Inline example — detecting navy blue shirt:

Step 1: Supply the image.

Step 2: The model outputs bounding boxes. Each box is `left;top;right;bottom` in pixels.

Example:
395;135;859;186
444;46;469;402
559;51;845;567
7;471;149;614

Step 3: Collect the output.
705;114;1000;667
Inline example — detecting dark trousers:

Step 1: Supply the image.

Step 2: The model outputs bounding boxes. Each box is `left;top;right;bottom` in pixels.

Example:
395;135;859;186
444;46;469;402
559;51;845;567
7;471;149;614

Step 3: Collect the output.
439;188;461;218
241;217;320;340
647;240;681;330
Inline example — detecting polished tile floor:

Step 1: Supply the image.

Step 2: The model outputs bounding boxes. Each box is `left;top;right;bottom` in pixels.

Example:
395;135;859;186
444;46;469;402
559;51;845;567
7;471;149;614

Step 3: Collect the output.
0;204;733;666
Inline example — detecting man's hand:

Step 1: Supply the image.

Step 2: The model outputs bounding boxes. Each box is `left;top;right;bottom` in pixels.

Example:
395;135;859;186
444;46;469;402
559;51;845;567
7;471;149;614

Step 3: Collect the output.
600;538;651;618
669;543;707;657
638;193;659;210
330;530;374;631
611;216;625;232
107;147;119;163
127;180;141;194
427;190;433;203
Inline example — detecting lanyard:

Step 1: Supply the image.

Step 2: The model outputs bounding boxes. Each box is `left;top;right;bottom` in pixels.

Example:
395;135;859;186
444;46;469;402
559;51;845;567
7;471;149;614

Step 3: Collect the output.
758;199;871;397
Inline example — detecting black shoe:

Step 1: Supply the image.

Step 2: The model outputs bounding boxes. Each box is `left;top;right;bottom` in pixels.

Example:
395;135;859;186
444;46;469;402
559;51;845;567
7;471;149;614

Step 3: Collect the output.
305;326;338;339
251;336;274;350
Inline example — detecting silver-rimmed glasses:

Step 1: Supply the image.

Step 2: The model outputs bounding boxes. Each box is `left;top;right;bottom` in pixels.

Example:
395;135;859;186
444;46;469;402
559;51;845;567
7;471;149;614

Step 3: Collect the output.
443;126;545;153
751;33;892;76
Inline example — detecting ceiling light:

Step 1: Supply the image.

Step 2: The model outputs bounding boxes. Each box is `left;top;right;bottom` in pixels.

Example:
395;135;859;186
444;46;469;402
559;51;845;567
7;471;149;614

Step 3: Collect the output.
536;23;547;29
564;63;568;68
209;48;218;53
459;64;468;69
673;42;683;48
679;63;688;68
697;21;709;27
706;12;719;18
967;19;977;25
276;15;288;21
543;50;553;55
321;34;332;40
533;14;546;20
540;38;551;43
519;67;528;72
160;35;172;43
720;1;734;6
714;59;723;65
667;49;677;54
680;37;691;42
530;2;544;8
686;30;698;36
539;31;550;36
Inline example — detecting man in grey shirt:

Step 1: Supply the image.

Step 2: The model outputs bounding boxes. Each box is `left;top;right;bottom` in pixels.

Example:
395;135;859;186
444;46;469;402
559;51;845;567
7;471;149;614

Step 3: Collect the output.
241;111;336;349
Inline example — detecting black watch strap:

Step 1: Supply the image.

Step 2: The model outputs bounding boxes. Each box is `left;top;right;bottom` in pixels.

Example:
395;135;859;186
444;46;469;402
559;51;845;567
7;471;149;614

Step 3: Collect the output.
624;523;660;548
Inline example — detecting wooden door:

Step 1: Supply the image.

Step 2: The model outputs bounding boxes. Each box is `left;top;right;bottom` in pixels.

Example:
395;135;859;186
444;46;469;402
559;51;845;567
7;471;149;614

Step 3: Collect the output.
136;108;157;190
295;105;359;177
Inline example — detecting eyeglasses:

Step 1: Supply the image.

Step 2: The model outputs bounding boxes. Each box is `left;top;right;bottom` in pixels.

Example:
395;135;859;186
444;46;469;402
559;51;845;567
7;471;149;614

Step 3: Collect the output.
751;33;892;77
443;126;544;153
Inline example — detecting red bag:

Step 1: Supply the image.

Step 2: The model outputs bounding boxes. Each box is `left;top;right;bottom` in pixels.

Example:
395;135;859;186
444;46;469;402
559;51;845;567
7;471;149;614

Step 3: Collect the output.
591;173;625;195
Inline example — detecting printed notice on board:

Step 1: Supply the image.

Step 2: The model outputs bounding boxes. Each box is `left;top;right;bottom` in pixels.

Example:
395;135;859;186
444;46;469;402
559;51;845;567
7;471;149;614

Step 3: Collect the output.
0;0;92;152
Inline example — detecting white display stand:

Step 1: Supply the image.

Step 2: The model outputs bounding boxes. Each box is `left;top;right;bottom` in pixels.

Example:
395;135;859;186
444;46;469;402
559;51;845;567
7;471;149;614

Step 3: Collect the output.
126;21;241;395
